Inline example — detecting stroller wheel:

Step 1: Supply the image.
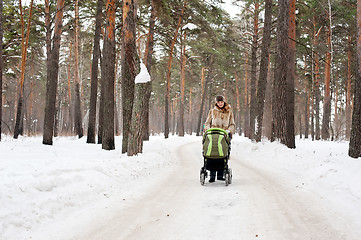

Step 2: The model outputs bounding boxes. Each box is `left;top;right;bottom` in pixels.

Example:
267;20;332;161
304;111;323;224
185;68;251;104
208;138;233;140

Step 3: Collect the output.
228;168;232;184
225;172;230;186
225;168;232;186
200;168;206;186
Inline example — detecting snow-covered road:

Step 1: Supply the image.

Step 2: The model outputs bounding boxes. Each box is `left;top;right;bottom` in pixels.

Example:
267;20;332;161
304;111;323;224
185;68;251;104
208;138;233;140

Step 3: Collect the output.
30;140;355;240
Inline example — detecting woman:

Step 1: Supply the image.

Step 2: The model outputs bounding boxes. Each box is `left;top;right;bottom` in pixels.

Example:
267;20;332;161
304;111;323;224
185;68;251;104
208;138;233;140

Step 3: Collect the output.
204;95;235;182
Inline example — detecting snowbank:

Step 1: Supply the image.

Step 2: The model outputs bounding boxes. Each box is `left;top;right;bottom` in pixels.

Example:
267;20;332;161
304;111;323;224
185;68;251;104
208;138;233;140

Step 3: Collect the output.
0;135;197;240
1;135;360;239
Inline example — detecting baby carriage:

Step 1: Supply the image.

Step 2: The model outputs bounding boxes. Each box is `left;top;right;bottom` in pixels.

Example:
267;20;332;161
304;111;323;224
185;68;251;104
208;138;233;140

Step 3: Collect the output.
200;128;232;186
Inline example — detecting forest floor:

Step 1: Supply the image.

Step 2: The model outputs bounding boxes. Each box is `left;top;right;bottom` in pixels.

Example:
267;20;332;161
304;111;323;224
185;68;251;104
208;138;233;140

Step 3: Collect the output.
1;135;360;240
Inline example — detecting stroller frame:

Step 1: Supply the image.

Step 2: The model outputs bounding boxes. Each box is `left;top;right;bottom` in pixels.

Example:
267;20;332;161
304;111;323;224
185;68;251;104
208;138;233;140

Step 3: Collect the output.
200;128;232;186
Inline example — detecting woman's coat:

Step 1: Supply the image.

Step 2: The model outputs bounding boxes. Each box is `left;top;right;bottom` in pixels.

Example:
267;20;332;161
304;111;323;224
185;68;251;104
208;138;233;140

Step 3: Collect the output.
204;103;235;134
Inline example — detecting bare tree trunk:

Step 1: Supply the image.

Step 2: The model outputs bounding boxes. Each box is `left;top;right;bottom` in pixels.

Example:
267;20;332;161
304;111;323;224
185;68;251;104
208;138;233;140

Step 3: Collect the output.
0;0;2;141
272;0;289;145
165;0;187;139
255;0;271;142
249;0;259;140
73;0;83;138
313;18;321;140
285;0;296;148
349;0;361;158
43;0;66;145
244;53;250;137
101;0;116;150
14;0;34;139
179;31;186;137
322;1;333;140
346;34;352;139
304;56;310;138
128;80;147;156
196;57;213;136
142;1;155;141
235;73;241;135
121;0;137;153
87;0;103;143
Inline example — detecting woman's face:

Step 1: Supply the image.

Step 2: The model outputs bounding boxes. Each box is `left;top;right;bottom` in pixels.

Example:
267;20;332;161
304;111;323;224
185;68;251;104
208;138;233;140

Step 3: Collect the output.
216;100;224;108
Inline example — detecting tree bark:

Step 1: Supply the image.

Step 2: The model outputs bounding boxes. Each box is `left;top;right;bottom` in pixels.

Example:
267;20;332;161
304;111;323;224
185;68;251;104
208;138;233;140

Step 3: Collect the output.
179;31;186;137
249;0;259;140
196;58;213;136
244;52;250;137
165;0;187;139
142;1;155;141
14;0;34;139
272;0;289;144
0;0;2;141
322;27;332;140
304;56;310;139
313;18;321;140
128;81;147;156
285;0;296;148
43;0;66;145
66;41;73;133
346;34;352;139
87;0;103;144
121;0;137;153
73;0;83;138
349;0;361;158
101;0;116;150
235;73;241;135
255;0;272;142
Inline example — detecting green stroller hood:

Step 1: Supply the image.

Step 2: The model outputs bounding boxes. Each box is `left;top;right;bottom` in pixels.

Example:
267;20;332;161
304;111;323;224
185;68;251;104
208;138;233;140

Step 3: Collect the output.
202;128;230;159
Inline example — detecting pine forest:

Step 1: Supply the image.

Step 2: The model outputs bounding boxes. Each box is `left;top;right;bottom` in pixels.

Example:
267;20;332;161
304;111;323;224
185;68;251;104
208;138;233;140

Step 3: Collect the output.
0;0;360;158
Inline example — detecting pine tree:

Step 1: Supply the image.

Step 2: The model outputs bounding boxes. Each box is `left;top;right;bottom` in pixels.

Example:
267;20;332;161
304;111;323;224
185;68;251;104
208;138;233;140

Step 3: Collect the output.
348;0;361;158
87;0;103;144
43;0;66;145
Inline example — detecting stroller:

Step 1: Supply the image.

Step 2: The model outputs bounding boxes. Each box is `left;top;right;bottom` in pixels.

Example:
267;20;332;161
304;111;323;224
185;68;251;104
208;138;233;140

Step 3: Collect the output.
200;128;232;186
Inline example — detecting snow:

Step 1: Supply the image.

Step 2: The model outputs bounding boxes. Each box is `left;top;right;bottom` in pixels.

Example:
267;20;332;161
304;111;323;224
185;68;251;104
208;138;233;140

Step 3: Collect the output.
0;135;361;239
182;23;198;30
135;62;151;84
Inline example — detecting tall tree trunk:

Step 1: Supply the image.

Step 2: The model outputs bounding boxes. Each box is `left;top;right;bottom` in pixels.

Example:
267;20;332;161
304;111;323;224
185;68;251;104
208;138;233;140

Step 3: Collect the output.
346;34;352;139
165;0;187;139
322;2;334;140
179;31;186;137
128;80;148;156
14;0;34;139
304;56;310;138
196;58;213;136
101;0;116;150
255;0;272;142
334;77;339;139
87;0;103;144
249;0;259;140
121;0;137;153
313;18;321;140
244;53;250;137
142;1;155;141
73;0;83;138
0;0;2;141
322;26;332;140
43;0;66;145
285;0;296;148
272;0;289;144
235;72;241;135
349;0;361;158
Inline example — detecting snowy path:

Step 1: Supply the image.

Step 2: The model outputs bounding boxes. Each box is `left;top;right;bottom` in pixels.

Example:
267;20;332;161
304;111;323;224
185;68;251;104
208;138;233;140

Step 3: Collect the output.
33;140;351;240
